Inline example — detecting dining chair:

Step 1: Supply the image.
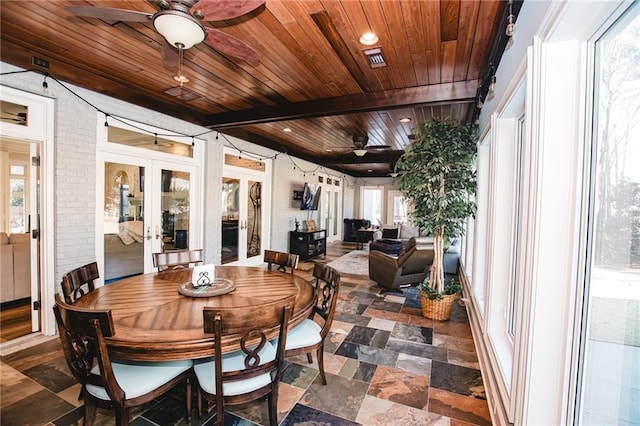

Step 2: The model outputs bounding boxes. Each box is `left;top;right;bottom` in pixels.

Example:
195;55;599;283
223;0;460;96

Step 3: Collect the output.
284;263;341;385
153;248;204;271
194;295;295;426
61;261;100;304
264;249;299;274
53;294;193;426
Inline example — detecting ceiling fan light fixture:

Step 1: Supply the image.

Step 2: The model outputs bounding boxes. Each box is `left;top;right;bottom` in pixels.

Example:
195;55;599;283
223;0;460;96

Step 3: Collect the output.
399;117;411;123
359;32;379;46
353;149;367;157
173;74;190;83
153;10;206;49
389;172;399;178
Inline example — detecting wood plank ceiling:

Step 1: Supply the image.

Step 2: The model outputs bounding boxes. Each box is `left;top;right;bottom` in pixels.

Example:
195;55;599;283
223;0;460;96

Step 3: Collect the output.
0;0;516;177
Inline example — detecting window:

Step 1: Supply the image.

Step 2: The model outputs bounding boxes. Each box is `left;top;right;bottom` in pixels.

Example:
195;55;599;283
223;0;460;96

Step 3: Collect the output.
360;186;382;225
508;115;526;337
9;162;27;234
578;5;640;424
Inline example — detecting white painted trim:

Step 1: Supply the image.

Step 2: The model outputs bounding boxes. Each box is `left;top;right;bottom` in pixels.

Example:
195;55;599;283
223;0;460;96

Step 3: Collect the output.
95;114;205;277
222;146;272;266
0;85;56;338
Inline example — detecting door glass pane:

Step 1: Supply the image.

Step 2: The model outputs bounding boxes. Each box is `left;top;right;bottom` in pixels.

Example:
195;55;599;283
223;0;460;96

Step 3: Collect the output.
333;191;338;236
579;6;640;425
161;169;191;251
246;180;262;259
222;178;240;264
324;189;331;232
362;187;382;225
108;126;193;158
0;101;27;126
104;162;144;281
9;177;26;233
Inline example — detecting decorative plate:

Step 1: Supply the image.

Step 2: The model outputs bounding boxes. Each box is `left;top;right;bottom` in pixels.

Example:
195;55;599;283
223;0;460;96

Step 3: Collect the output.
178;278;236;297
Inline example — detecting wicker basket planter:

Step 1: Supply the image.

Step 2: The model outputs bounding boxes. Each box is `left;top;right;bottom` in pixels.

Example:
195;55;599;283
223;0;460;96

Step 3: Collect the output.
420;293;459;321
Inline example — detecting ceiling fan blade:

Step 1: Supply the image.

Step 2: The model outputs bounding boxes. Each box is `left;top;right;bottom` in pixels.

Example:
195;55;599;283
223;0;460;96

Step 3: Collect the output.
65;6;153;22
162;42;180;69
204;28;260;66
195;0;265;21
367;145;391;149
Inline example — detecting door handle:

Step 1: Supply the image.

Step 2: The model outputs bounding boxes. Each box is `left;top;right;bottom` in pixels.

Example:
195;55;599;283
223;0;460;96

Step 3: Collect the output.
146;226;152;240
155;225;161;240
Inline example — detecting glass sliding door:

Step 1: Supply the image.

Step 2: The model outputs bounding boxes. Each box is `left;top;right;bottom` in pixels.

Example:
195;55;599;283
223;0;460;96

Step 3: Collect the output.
578;5;640;425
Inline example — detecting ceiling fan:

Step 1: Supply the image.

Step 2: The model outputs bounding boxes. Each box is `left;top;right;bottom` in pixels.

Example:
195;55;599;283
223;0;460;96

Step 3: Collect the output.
1;111;27;124
350;135;391;157
65;0;264;67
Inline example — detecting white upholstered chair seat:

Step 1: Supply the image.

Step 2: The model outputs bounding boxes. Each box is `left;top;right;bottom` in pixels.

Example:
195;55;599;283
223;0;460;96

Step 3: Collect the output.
194;343;276;396
284;319;322;350
87;359;193;401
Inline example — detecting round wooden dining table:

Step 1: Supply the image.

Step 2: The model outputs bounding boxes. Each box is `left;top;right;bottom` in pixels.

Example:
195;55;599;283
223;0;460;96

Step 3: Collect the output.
72;266;315;362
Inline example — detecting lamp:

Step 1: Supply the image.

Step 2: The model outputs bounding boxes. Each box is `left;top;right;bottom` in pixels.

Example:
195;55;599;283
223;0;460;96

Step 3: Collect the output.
505;0;515;37
153;10;206;49
353;149;367;157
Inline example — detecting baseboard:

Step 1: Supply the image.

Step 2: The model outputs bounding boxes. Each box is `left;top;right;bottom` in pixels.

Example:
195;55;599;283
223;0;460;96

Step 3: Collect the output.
459;266;513;426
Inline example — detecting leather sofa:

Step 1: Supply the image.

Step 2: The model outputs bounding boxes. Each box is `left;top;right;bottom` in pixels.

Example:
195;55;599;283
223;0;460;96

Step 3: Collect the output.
0;232;31;303
368;237;434;291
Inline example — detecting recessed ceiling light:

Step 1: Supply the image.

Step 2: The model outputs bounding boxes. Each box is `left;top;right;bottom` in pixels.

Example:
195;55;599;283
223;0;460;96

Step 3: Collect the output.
283;127;292;132
367;169;373;173
359;32;379;46
399;117;411;123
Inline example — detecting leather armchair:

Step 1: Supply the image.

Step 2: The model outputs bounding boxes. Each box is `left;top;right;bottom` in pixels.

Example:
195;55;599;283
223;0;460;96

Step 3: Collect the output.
368;237;434;291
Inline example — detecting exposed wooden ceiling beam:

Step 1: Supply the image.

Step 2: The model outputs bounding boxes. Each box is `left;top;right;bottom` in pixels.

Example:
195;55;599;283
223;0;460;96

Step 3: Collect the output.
205;80;479;128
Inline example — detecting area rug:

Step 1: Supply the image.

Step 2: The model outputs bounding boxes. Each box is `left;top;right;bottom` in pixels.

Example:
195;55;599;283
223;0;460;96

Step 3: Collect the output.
327;250;369;276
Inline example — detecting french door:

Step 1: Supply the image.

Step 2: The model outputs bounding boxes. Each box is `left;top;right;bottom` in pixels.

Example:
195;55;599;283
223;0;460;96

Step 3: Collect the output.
318;175;342;243
99;154;200;280
221;148;270;265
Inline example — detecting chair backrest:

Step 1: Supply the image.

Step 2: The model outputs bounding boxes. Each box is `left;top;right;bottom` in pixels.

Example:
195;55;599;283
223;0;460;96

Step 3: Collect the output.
264;250;299;274
202;295;295;405
310;263;341;339
153;249;204;271
53;294;123;401
61;262;99;304
397;237;434;274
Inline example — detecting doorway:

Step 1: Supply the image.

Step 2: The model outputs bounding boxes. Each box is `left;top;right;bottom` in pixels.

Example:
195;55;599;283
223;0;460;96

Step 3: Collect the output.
318;175;342;243
221;149;271;265
0;87;54;342
97;120;202;279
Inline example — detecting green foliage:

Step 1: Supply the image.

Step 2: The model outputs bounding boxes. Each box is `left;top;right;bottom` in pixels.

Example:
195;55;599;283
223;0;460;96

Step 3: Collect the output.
418;278;462;301
395;117;477;293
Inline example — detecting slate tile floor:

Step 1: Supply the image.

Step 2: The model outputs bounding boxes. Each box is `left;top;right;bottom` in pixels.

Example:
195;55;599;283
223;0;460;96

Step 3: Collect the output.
0;242;490;425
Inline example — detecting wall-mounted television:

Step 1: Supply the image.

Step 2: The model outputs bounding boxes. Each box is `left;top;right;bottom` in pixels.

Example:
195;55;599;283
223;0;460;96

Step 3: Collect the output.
300;182;322;210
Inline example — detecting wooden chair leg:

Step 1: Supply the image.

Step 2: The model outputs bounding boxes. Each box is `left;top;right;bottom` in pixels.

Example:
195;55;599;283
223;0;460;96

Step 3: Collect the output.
306;353;313;364
185;376;192;423
84;399;96;426
114;406;128;426
267;391;278;426
216;396;224;426
197;388;202;418
317;345;327;385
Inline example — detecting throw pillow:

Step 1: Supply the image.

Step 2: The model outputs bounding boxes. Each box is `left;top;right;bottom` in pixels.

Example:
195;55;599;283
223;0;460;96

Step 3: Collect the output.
381;227;399;239
399;223;419;239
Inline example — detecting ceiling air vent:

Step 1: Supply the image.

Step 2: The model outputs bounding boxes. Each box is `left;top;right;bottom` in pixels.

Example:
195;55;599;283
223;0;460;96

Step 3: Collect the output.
363;47;386;68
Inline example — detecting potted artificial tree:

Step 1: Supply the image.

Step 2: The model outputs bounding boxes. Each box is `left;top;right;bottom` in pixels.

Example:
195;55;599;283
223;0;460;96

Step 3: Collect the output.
395;117;477;320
